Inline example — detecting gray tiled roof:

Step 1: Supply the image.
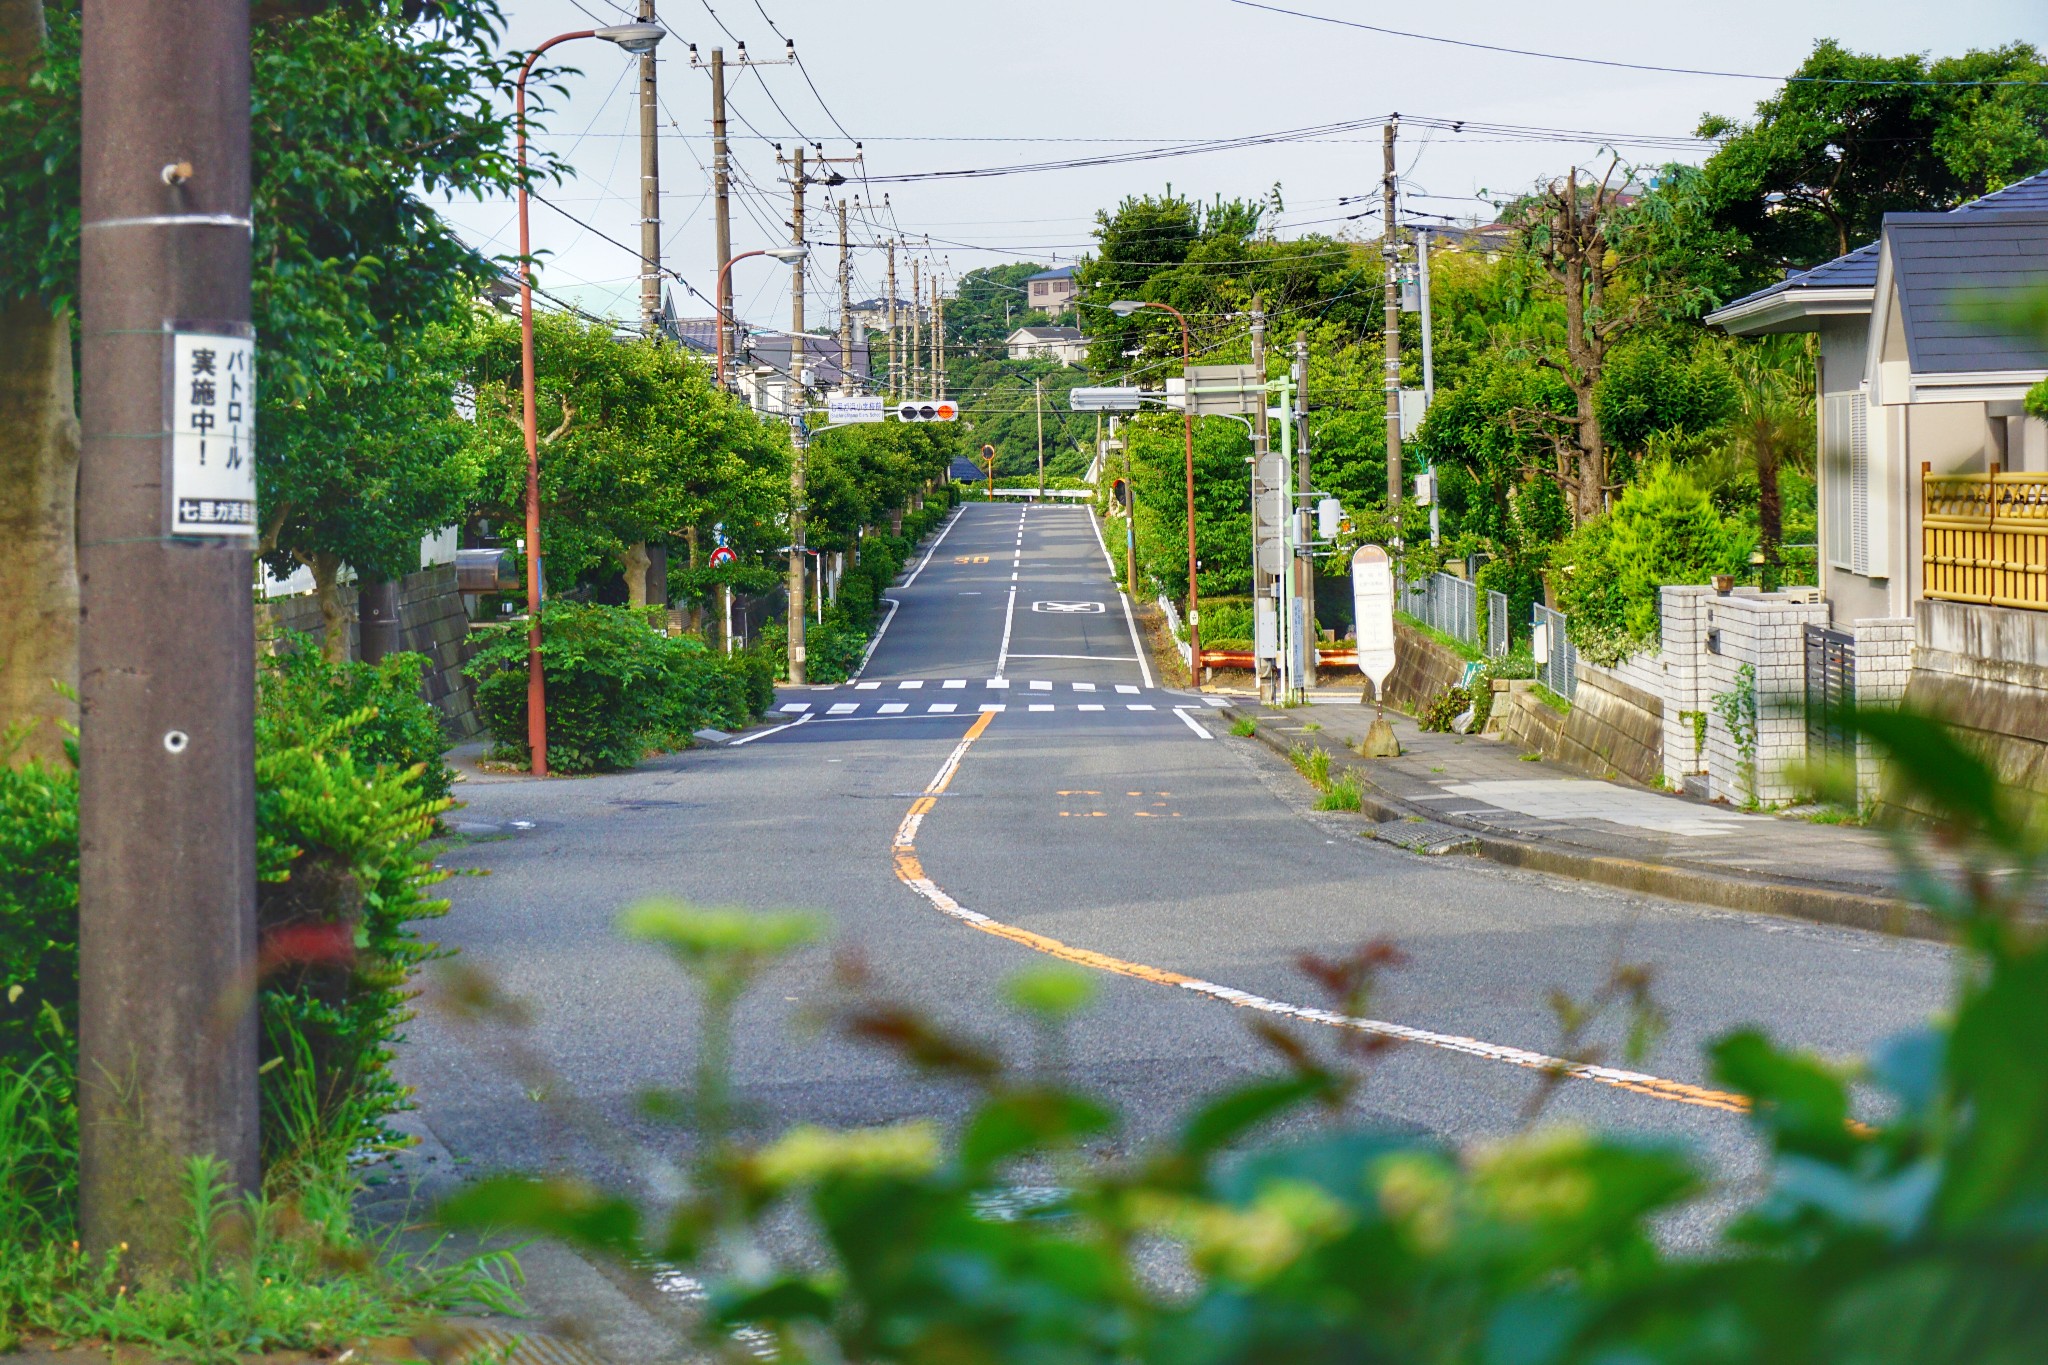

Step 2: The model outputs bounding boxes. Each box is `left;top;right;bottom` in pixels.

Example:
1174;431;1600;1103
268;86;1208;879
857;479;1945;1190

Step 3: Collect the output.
1717;167;2048;311
1885;209;2048;374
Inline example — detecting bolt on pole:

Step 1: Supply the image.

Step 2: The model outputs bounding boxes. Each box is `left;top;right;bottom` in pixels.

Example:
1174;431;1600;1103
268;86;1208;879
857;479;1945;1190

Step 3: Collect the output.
77;0;260;1259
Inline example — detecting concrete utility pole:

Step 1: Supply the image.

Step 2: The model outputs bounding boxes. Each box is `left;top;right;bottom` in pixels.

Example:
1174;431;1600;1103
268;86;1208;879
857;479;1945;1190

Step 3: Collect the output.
1383;117;1403;522
78;0;259;1258
885;239;898;395
636;0;661;337
786;145;807;684
931;277;944;397
837;199;852;393
1035;375;1046;496
709;47;732;374
1417;225;1439;547
1294;329;1313;697
909;258;921;396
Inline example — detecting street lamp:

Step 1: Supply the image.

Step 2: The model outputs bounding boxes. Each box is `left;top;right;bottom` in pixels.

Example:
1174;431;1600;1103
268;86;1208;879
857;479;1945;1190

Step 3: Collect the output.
715;245;809;389
515;21;667;777
1110;299;1203;679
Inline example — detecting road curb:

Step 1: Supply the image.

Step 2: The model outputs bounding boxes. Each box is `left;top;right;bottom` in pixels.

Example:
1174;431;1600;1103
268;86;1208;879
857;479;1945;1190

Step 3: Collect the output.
1220;705;1944;943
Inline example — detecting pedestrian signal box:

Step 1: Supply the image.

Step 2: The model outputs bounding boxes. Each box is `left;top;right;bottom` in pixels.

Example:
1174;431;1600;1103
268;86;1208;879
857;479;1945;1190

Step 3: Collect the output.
897;400;958;422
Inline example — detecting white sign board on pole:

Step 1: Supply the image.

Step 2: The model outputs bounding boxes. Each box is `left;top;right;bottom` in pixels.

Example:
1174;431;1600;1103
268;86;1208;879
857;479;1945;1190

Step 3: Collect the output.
168;329;257;538
827;394;885;424
1351;544;1397;698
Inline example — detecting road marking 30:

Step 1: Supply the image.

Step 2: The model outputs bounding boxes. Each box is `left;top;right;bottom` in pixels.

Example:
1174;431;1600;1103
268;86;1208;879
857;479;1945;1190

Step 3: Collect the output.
888;711;1750;1119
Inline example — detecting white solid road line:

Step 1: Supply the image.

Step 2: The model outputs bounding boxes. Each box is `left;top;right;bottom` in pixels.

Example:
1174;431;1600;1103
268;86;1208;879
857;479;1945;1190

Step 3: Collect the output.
849;596;900;681
729;713;812;746
898;506;963;588
1006;653;1138;662
1173;707;1214;739
1088;507;1157;691
996;583;1019;675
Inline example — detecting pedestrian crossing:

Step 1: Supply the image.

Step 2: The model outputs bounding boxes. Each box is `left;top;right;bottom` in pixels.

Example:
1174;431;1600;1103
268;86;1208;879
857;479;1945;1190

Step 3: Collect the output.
774;680;1232;720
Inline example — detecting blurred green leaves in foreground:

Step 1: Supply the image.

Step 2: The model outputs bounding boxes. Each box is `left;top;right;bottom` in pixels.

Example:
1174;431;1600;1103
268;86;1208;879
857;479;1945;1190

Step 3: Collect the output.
443;709;2048;1364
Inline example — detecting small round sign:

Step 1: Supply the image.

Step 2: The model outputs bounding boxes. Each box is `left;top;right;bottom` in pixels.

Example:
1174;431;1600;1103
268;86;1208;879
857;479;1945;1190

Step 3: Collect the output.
709;545;737;567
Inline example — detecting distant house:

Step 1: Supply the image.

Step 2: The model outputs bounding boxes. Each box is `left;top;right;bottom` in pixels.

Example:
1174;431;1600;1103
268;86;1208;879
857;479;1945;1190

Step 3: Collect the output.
848;296;916;336
1022;265;1079;317
670;319;872;415
1005;325;1089;365
949;455;991;485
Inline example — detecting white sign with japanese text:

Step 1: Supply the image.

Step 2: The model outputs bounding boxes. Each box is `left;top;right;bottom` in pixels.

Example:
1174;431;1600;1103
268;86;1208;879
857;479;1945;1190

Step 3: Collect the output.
169;330;256;537
826;395;885;424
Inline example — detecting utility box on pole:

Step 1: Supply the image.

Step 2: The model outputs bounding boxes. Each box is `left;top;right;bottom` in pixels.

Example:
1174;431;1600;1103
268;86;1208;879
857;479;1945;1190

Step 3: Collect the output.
77;0;260;1258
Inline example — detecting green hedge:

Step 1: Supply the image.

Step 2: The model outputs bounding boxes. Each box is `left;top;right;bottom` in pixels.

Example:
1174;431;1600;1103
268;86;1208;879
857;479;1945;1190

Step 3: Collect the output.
468;602;767;772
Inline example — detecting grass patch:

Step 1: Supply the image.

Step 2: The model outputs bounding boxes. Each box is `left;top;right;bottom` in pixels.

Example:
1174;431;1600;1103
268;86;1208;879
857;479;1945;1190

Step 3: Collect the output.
1394;610;1484;663
1288;744;1333;789
1531;683;1574;715
1315;774;1363;811
1519;752;1543;762
1229;716;1257;738
1301;721;1322;732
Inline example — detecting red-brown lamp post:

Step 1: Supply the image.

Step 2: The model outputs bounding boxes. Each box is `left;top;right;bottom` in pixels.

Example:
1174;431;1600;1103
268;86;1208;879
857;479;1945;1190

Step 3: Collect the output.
1111;299;1201;677
515;21;666;775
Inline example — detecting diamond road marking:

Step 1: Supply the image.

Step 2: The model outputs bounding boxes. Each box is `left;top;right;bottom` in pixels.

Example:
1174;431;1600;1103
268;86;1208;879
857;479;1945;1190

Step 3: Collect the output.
1127;704;1156;711
899;680;923;689
928;703;958;714
827;703;858;714
943;679;967;689
1029;704;1055;712
778;703;810;713
1030;680;1053;692
1437;779;1767;837
979;703;1006;713
879;702;908;714
1116;684;1140;694
855;681;882;690
1078;704;1104;712
1073;682;1096;692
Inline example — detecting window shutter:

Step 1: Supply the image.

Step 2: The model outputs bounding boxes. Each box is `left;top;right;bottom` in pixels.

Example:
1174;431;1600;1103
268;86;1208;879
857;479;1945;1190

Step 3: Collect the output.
1849;396;1870;575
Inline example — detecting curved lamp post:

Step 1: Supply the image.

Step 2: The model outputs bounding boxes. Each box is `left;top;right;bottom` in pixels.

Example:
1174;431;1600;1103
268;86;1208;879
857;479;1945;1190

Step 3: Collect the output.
515;21;666;776
1109;299;1202;678
715;246;808;390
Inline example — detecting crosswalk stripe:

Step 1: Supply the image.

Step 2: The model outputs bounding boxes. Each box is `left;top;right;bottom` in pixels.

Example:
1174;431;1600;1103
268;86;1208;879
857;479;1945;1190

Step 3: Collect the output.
879;702;907;714
1073;682;1095;691
1030;680;1052;691
987;678;1009;688
942;679;966;689
1029;704;1054;712
1116;684;1139;694
828;703;857;714
779;703;810;713
1128;704;1155;711
929;703;957;714
855;682;881;691
979;703;1005;713
899;680;923;689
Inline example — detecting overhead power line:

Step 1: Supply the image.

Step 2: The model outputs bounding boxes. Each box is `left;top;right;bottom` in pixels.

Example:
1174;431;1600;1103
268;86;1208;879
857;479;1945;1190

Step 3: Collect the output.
1224;1;2048;87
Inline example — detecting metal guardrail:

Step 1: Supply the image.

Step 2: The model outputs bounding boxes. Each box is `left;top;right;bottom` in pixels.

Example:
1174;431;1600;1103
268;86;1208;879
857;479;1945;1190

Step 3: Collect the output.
1399;571;1479;648
1486;589;1510;658
1533;602;1578;701
1923;467;2048;611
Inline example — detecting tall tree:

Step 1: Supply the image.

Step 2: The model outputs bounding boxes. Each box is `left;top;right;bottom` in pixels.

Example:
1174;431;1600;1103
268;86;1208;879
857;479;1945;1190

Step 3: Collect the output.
0;0;78;764
1699;39;2048;282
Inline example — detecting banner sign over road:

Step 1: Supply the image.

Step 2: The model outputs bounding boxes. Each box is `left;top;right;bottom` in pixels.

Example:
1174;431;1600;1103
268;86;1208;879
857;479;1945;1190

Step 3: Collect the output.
167;327;256;538
826;394;884;424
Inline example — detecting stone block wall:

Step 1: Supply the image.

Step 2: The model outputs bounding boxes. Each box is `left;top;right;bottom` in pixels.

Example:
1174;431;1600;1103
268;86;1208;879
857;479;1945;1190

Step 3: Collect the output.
1383;617;1472;711
1901;599;2048;806
259;563;481;738
1488;665;1664;785
1696;589;1829;805
1849;617;1915;801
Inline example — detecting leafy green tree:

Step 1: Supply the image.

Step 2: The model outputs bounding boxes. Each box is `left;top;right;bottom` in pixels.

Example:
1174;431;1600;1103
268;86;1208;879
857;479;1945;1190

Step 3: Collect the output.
1123;414;1251;601
1699;39;2048;281
464;309;790;602
950;356;1096;480
260;321;479;660
0;0;551;740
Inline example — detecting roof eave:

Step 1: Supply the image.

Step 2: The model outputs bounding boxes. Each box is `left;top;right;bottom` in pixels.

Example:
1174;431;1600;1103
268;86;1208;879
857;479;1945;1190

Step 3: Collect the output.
1907;368;2048;403
1705;286;1873;336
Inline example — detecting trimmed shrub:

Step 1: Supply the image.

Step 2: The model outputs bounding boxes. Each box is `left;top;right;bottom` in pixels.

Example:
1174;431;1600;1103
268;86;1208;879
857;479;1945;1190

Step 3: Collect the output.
468;602;764;772
0;762;77;1065
259;637;454;805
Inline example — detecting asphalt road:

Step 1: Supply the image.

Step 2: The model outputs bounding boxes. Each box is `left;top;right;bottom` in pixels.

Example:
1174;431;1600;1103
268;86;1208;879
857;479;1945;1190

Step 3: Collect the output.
400;501;1951;1254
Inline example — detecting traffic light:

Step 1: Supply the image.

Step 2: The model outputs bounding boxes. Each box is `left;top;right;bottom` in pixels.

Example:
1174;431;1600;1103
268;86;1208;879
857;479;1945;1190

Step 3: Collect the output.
896;400;958;423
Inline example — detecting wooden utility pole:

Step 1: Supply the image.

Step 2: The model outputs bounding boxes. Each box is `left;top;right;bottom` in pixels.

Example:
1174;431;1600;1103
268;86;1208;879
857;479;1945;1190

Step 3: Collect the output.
709;46;732;373
885;239;898;396
837;199;853;392
1382;117;1403;520
1035;375;1045;496
786;145;807;683
78;0;259;1258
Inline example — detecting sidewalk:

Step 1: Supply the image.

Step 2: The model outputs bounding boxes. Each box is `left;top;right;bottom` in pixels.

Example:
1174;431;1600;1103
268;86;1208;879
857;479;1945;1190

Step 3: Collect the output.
1218;694;1959;940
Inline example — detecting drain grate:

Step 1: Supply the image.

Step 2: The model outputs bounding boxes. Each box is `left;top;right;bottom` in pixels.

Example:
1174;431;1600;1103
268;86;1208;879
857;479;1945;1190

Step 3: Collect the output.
1367;819;1479;856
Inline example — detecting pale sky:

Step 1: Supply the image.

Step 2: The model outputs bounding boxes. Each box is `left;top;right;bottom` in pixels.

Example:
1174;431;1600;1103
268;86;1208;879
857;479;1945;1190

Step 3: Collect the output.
431;0;2048;335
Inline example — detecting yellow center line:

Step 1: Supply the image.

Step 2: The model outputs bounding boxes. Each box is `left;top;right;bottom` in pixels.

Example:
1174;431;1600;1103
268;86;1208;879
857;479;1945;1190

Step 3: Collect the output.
886;676;1754;1120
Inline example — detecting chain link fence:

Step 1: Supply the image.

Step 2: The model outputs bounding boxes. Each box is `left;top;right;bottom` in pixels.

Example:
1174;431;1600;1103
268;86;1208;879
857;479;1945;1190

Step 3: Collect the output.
1532;603;1578;701
1399;572;1479;650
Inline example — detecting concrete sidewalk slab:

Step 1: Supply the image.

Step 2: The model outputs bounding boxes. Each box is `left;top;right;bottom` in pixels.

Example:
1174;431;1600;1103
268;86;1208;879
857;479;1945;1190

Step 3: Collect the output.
1222;699;1957;940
